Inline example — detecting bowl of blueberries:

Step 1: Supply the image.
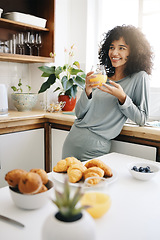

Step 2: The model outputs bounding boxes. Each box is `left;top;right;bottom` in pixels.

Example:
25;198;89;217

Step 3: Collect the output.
128;162;160;181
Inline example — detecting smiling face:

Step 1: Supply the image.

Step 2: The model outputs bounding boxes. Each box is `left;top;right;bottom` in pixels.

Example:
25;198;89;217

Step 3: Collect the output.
108;37;130;71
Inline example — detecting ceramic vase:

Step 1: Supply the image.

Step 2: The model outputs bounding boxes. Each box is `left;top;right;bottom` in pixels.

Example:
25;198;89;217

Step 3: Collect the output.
42;210;96;240
58;95;76;111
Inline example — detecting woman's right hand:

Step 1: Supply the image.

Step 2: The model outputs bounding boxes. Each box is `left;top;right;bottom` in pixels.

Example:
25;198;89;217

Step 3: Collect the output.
85;71;97;97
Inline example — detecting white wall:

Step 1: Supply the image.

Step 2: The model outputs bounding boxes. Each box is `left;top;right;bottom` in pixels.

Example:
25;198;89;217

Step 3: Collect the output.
54;0;87;71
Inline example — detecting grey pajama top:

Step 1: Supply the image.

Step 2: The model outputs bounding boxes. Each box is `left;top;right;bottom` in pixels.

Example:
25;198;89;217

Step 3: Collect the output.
62;71;149;161
75;71;149;140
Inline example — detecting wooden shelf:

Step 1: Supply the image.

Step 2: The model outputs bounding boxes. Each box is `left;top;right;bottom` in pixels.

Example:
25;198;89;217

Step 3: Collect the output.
0;53;54;63
0;0;55;63
0;18;49;32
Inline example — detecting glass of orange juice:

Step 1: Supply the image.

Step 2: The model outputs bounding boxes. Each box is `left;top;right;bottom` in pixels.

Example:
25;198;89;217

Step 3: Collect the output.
81;177;111;219
90;64;107;86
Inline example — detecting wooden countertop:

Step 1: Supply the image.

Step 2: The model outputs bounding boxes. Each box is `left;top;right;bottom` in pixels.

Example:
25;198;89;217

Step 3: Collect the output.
0;110;160;142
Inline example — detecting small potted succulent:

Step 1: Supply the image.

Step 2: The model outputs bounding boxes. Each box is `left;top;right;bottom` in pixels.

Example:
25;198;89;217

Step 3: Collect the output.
42;177;96;240
11;79;38;112
38;45;86;111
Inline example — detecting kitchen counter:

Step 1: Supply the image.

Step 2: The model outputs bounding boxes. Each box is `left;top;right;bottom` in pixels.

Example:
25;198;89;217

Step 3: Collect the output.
0;110;159;140
0;110;160;170
1;153;160;240
0;110;75;134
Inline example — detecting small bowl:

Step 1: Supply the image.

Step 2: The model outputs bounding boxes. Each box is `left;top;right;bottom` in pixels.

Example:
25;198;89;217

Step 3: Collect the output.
11;93;38;112
9;180;53;210
128;162;160;181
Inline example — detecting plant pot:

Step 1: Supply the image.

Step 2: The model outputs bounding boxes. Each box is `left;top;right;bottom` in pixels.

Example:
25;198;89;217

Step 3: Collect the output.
11;93;38;112
42;210;96;240
58;95;76;111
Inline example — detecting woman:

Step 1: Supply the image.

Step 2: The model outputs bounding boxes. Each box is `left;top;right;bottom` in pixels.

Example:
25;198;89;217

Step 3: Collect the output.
62;25;153;161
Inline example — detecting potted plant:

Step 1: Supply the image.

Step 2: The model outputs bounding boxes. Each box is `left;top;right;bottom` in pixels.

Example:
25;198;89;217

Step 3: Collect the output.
38;45;86;111
42;177;96;240
11;79;38;112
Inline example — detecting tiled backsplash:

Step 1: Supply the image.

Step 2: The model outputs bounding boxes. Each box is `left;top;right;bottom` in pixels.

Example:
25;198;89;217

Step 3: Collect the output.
0;62;46;110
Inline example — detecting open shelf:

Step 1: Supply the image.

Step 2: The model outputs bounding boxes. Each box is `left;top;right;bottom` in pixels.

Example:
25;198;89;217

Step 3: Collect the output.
0;0;55;63
0;18;49;32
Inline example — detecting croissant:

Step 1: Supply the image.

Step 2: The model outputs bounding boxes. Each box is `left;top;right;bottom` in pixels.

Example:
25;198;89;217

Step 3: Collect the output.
53;159;68;173
85;159;113;177
67;163;87;183
53;157;81;173
65;157;81;168
83;167;104;185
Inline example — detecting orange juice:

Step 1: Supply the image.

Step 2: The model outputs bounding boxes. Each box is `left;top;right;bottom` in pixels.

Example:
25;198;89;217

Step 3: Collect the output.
81;192;111;218
90;74;107;86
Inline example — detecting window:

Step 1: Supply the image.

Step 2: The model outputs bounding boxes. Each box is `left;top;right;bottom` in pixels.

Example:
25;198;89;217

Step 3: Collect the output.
140;0;160;87
86;0;160;88
86;0;160;119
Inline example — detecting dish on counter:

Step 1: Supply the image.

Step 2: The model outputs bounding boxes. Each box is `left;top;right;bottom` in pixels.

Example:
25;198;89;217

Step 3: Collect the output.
52;157;117;187
52;169;117;187
5;168;54;209
9;180;53;210
128;162;160;181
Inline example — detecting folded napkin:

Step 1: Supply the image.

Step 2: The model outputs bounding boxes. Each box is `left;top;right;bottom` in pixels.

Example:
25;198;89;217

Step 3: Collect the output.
62;112;75;116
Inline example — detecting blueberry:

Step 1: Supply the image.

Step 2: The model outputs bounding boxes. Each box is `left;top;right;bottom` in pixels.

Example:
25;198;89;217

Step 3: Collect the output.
139;167;144;172
145;166;151;172
132;166;138;171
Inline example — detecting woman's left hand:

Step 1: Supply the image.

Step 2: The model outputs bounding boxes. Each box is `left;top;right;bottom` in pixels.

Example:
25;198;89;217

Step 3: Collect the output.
98;80;126;104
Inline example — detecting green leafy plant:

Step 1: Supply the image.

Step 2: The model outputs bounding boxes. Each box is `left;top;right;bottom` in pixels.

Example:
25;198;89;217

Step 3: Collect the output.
38;45;86;99
11;79;31;93
52;177;88;219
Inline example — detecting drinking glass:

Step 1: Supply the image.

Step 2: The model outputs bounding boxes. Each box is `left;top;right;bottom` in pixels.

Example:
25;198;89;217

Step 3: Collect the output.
81;177;111;219
1;41;9;53
12;34;17;54
90;64;107;86
35;33;42;56
25;32;35;55
17;33;25;54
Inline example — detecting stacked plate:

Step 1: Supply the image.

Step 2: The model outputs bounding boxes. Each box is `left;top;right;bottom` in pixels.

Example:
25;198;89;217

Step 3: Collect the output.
0;8;3;17
3;12;47;28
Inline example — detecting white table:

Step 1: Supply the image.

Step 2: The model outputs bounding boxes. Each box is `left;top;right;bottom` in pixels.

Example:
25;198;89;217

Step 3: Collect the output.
1;152;160;240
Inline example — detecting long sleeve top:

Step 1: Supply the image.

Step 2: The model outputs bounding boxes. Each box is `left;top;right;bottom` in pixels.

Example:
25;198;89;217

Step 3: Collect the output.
74;71;149;140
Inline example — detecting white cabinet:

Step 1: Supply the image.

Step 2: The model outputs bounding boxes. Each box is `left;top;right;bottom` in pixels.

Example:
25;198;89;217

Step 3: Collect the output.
110;140;156;161
52;129;69;167
0;129;44;188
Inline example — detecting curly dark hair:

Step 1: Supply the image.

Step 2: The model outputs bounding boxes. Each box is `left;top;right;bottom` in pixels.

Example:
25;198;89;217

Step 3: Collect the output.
99;25;153;76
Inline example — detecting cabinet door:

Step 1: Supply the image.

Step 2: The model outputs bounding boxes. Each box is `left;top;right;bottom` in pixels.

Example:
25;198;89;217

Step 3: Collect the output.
110;140;156;161
52;129;69;167
0;129;44;188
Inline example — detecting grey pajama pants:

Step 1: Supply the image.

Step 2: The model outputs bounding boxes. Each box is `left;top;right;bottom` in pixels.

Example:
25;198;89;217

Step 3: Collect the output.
62;125;111;161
